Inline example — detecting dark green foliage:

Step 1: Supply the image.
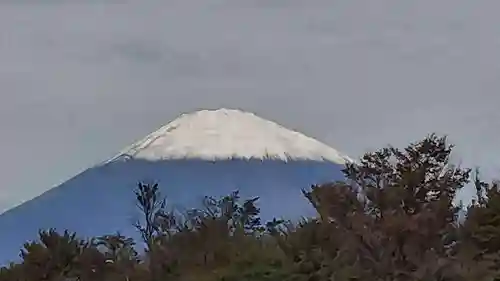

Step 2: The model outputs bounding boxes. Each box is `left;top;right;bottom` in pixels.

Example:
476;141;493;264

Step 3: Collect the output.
1;134;500;280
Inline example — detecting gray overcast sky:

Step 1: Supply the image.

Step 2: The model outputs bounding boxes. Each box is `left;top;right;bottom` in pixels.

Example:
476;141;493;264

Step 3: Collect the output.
0;0;499;211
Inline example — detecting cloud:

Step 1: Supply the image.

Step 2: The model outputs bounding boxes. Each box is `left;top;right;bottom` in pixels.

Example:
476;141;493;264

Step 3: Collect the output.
0;0;499;210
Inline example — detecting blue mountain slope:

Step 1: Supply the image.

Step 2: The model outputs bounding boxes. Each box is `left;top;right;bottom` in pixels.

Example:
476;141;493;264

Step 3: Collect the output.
0;158;345;264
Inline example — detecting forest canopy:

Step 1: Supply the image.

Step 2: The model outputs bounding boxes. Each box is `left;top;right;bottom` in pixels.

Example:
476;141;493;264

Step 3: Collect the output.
1;134;499;281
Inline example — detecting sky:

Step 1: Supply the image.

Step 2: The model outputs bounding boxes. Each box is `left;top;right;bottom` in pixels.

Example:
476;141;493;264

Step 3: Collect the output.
1;0;500;211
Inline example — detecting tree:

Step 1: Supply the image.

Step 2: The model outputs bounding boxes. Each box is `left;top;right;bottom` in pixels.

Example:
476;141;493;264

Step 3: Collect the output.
459;171;500;280
273;134;472;281
95;232;140;280
20;229;87;280
133;181;172;281
133;182;170;250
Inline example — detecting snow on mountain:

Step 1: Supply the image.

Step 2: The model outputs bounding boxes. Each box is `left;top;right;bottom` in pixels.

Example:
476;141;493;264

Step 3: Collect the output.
107;108;352;164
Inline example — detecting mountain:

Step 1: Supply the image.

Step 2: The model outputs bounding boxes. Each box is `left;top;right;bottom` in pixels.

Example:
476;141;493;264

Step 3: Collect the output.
0;108;351;264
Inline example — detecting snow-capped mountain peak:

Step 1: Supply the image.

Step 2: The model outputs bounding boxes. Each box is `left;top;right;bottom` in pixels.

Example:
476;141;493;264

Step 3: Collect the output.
107;108;352;164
